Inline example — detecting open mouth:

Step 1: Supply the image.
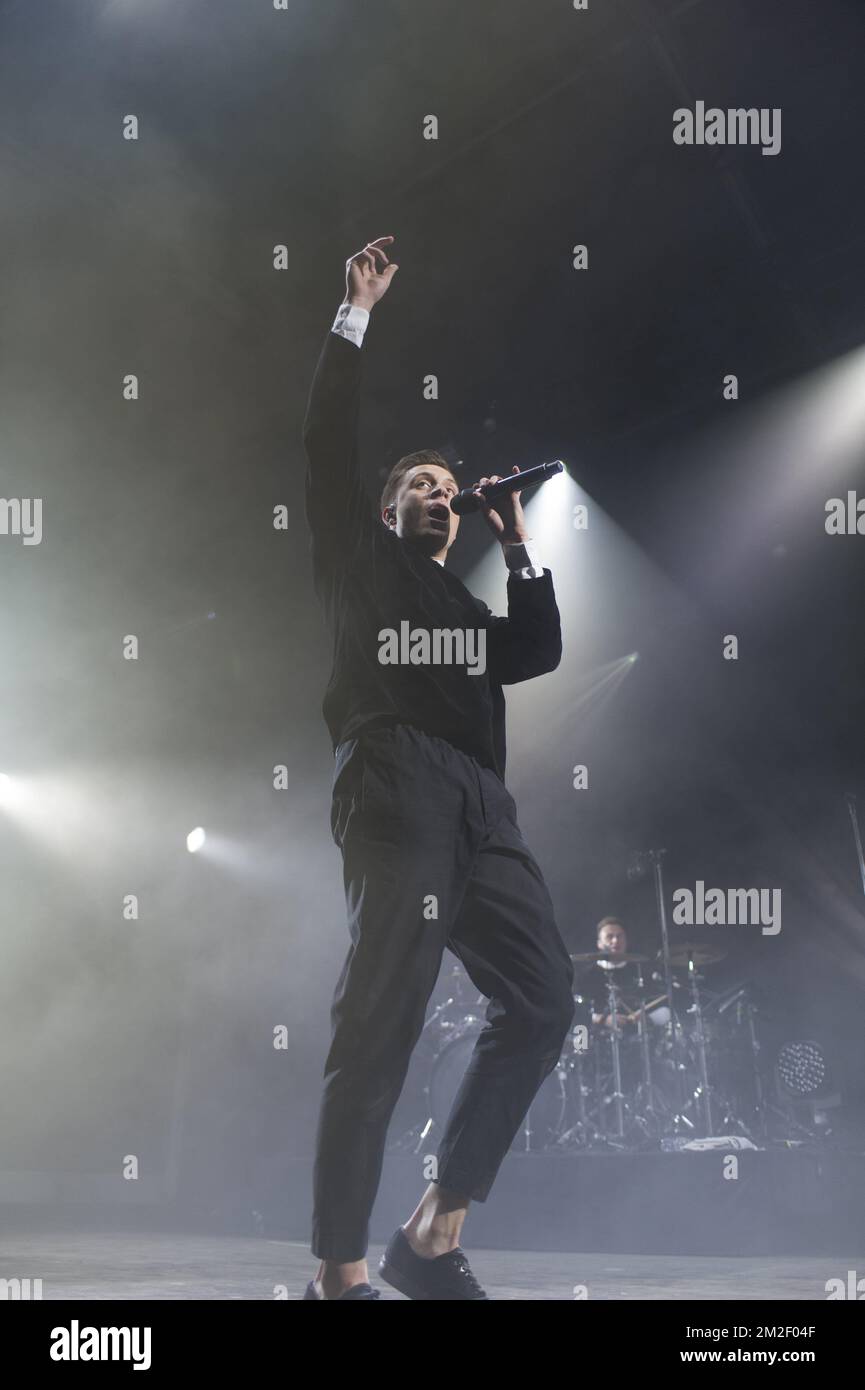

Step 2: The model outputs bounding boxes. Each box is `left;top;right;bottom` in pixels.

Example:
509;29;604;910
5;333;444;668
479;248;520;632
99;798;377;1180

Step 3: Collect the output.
427;503;450;526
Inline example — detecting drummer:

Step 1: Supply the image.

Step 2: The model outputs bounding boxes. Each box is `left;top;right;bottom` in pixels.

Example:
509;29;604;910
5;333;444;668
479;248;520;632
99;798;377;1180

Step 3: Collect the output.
577;918;642;1031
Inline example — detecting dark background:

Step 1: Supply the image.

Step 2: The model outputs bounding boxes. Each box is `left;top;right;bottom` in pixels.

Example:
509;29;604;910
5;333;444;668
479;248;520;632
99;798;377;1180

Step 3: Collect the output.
0;0;863;1219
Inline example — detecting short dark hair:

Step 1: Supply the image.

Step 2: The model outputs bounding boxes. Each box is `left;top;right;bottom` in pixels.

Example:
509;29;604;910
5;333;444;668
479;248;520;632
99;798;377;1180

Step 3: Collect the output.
380;450;455;515
596;917;626;936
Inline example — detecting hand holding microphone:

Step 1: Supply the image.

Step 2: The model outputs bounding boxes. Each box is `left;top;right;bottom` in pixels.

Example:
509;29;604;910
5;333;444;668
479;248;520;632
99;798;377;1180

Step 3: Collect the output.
465;466;529;545
450;460;565;545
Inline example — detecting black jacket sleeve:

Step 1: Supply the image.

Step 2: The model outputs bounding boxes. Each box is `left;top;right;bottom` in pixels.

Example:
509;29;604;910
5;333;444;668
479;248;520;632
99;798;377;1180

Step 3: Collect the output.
301;330;376;585
473;569;563;685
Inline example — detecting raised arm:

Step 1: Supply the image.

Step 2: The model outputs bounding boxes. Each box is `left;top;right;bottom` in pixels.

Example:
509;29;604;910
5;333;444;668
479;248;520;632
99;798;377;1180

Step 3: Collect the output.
302;237;399;578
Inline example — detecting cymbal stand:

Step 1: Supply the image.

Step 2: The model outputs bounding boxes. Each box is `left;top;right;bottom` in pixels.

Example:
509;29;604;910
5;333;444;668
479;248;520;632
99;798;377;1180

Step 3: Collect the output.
603;974;627;1139
556;1035;596;1150
632;961;661;1136
647;849;690;1131
742;993;768;1139
685;956;715;1134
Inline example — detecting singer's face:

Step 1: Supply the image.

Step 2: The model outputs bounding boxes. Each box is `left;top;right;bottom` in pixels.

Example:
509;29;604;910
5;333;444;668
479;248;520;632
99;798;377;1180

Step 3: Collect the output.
387;464;460;557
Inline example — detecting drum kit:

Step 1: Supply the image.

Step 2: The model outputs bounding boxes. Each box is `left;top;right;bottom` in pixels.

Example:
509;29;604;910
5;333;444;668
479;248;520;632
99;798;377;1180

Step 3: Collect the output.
391;942;769;1155
388;799;865;1155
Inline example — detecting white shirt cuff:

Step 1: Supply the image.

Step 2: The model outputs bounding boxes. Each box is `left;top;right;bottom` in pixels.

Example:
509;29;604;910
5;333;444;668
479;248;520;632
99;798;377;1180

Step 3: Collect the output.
331;301;370;348
503;540;545;580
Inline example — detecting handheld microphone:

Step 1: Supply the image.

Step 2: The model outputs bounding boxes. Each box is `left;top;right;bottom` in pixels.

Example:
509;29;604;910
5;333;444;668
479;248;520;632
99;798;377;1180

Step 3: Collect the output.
450;459;565;516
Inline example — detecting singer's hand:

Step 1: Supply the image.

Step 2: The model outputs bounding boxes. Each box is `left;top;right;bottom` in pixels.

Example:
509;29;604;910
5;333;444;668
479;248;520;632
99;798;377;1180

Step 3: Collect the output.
343;236;399;312
473;467;531;545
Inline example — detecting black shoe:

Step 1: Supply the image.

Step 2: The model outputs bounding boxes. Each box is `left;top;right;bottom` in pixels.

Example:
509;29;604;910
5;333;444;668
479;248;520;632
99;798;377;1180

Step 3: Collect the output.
303;1280;381;1300
379;1227;489;1300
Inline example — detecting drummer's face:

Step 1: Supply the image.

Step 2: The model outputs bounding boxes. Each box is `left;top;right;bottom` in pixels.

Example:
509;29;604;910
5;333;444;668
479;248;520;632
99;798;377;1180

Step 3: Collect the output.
598;925;627;954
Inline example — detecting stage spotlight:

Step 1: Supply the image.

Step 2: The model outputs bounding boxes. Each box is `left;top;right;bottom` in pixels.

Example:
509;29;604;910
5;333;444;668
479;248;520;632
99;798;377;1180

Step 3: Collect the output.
775;1040;839;1138
776;1040;828;1098
186;826;206;854
0;773;26;808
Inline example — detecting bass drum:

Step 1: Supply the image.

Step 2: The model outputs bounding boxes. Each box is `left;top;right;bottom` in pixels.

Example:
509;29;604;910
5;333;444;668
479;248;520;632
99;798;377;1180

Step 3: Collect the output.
429;1028;569;1153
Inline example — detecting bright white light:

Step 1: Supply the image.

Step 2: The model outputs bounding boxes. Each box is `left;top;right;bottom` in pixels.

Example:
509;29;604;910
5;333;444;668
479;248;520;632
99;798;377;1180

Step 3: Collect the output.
458;462;695;810
0;773;33;810
186;826;206;854
522;461;576;548
708;341;865;587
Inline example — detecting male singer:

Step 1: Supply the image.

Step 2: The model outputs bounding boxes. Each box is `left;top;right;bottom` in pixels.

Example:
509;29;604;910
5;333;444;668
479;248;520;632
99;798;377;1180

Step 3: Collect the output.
302;236;574;1300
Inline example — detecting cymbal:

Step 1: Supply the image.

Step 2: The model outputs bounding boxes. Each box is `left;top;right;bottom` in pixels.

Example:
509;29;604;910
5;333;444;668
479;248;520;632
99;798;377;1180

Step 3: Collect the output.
667;942;727;967
569;951;649;964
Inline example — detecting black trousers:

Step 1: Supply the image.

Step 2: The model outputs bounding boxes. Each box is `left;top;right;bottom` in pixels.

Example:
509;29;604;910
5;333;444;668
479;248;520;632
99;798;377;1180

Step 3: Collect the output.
311;722;575;1262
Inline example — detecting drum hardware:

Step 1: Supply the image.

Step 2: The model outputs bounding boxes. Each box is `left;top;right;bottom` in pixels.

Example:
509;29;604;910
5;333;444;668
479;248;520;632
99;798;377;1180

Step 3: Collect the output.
569;951;649;964
421;997;456;1033
744;995;767;1140
555;996;604;1150
629;848;694;1135
603;975;628;1138
390;923;788;1156
683;951;714;1134
631;961;662;1138
393;973;772;1156
704;982;763;1138
661;948;729;1135
668;942;727;968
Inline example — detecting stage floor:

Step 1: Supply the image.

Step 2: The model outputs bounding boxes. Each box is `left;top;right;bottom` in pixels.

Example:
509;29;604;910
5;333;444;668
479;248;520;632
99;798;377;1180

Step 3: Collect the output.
0;1230;853;1300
